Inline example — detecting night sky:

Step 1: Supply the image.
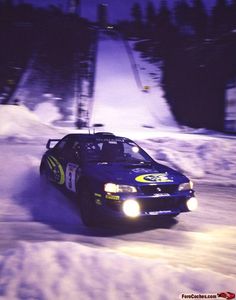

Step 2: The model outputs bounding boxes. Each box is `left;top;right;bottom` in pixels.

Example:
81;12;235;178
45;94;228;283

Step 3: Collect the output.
14;0;225;23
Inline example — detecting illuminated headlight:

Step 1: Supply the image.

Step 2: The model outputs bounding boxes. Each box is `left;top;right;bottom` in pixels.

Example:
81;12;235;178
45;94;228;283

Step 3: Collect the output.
178;181;193;191
186;197;198;211
122;199;140;217
104;183;137;193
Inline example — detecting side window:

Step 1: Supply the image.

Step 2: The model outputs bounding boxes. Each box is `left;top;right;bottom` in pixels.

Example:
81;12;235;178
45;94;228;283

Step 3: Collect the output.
72;141;81;162
83;142;101;161
56;139;68;151
55;137;74;159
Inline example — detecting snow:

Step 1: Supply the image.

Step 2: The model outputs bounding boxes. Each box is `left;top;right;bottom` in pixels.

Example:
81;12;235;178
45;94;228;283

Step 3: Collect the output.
34;102;62;125
0;32;236;299
0;241;235;300
90;33;178;132
0;107;235;300
0;105;63;141
138;136;236;185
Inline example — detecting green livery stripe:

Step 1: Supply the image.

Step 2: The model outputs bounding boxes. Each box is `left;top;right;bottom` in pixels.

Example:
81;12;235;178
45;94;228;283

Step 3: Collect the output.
48;156;57;166
48;156;65;185
46;157;54;169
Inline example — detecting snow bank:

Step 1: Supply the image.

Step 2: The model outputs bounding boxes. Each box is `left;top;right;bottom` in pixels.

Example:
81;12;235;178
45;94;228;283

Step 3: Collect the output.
138;136;236;185
34;102;62;125
0;105;64;141
0;242;235;300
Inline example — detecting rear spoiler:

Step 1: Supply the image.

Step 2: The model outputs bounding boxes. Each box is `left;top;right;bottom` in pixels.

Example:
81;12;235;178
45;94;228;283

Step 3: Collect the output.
46;139;60;149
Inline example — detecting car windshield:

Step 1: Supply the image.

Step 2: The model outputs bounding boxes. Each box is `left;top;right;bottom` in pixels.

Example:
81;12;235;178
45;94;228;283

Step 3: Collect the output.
81;140;152;163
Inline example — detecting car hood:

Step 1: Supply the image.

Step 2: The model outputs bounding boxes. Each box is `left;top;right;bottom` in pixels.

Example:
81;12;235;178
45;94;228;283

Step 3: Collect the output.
84;162;188;185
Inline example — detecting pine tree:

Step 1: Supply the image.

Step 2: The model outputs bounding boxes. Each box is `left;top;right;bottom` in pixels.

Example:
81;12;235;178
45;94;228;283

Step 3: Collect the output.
155;0;176;57
174;0;192;34
145;1;156;37
156;0;172;33
131;3;142;25
131;3;143;36
229;0;236;29
211;0;231;34
146;1;156;26
191;0;208;39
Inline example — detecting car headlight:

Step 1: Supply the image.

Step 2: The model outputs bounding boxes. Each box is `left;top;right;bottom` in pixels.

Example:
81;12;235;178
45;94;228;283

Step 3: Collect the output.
104;183;137;193
178;181;193;191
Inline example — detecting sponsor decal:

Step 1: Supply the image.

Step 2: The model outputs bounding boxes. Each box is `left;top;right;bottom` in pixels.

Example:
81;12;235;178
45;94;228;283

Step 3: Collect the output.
94;193;102;197
132;168;153;173
135;173;173;183
66;163;79;192
95;199;102;206
105;194;120;200
96;138;124;143
48;156;65;185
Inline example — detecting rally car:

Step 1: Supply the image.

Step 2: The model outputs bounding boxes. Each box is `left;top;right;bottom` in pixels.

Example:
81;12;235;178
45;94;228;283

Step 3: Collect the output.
40;132;198;226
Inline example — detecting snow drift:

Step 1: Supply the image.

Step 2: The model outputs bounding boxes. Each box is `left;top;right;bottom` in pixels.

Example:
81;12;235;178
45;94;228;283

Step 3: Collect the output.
139;137;236;185
0;241;235;300
0;105;63;141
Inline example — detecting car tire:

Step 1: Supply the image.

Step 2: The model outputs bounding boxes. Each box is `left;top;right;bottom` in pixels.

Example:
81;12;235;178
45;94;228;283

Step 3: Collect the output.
39;163;48;187
79;188;99;227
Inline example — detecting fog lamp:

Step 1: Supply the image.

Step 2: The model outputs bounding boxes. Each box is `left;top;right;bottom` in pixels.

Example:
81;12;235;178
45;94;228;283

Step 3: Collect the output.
122;199;140;218
186;197;198;211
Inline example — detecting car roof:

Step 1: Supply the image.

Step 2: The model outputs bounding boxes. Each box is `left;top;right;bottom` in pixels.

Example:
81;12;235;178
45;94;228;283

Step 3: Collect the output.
63;132;132;143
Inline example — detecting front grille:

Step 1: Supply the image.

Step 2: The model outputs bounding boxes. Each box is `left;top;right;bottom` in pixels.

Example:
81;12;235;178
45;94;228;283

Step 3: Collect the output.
140;184;178;195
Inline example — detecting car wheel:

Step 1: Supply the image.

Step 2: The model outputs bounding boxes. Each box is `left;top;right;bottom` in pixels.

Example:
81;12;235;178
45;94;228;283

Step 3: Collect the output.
79;188;99;227
40;163;48;187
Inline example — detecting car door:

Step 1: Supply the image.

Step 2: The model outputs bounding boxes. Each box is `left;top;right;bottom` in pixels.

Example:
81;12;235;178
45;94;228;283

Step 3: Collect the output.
63;140;82;194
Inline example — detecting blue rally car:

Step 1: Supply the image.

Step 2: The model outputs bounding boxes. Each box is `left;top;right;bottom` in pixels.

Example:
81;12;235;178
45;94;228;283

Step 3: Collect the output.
40;132;198;226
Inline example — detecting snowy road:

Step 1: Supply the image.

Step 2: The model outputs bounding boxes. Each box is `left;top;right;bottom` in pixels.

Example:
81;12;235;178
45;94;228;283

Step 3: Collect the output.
0;143;235;279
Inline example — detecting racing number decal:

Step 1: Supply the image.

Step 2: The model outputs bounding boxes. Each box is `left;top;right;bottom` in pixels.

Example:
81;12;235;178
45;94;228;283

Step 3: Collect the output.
66;163;79;192
135;173;173;183
47;156;65;185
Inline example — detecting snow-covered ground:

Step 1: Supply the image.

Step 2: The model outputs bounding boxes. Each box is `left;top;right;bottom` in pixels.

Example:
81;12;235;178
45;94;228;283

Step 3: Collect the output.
0;32;236;299
1;241;235;300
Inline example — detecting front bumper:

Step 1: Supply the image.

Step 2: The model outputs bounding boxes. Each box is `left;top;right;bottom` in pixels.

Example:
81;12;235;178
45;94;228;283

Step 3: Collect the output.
94;189;195;218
